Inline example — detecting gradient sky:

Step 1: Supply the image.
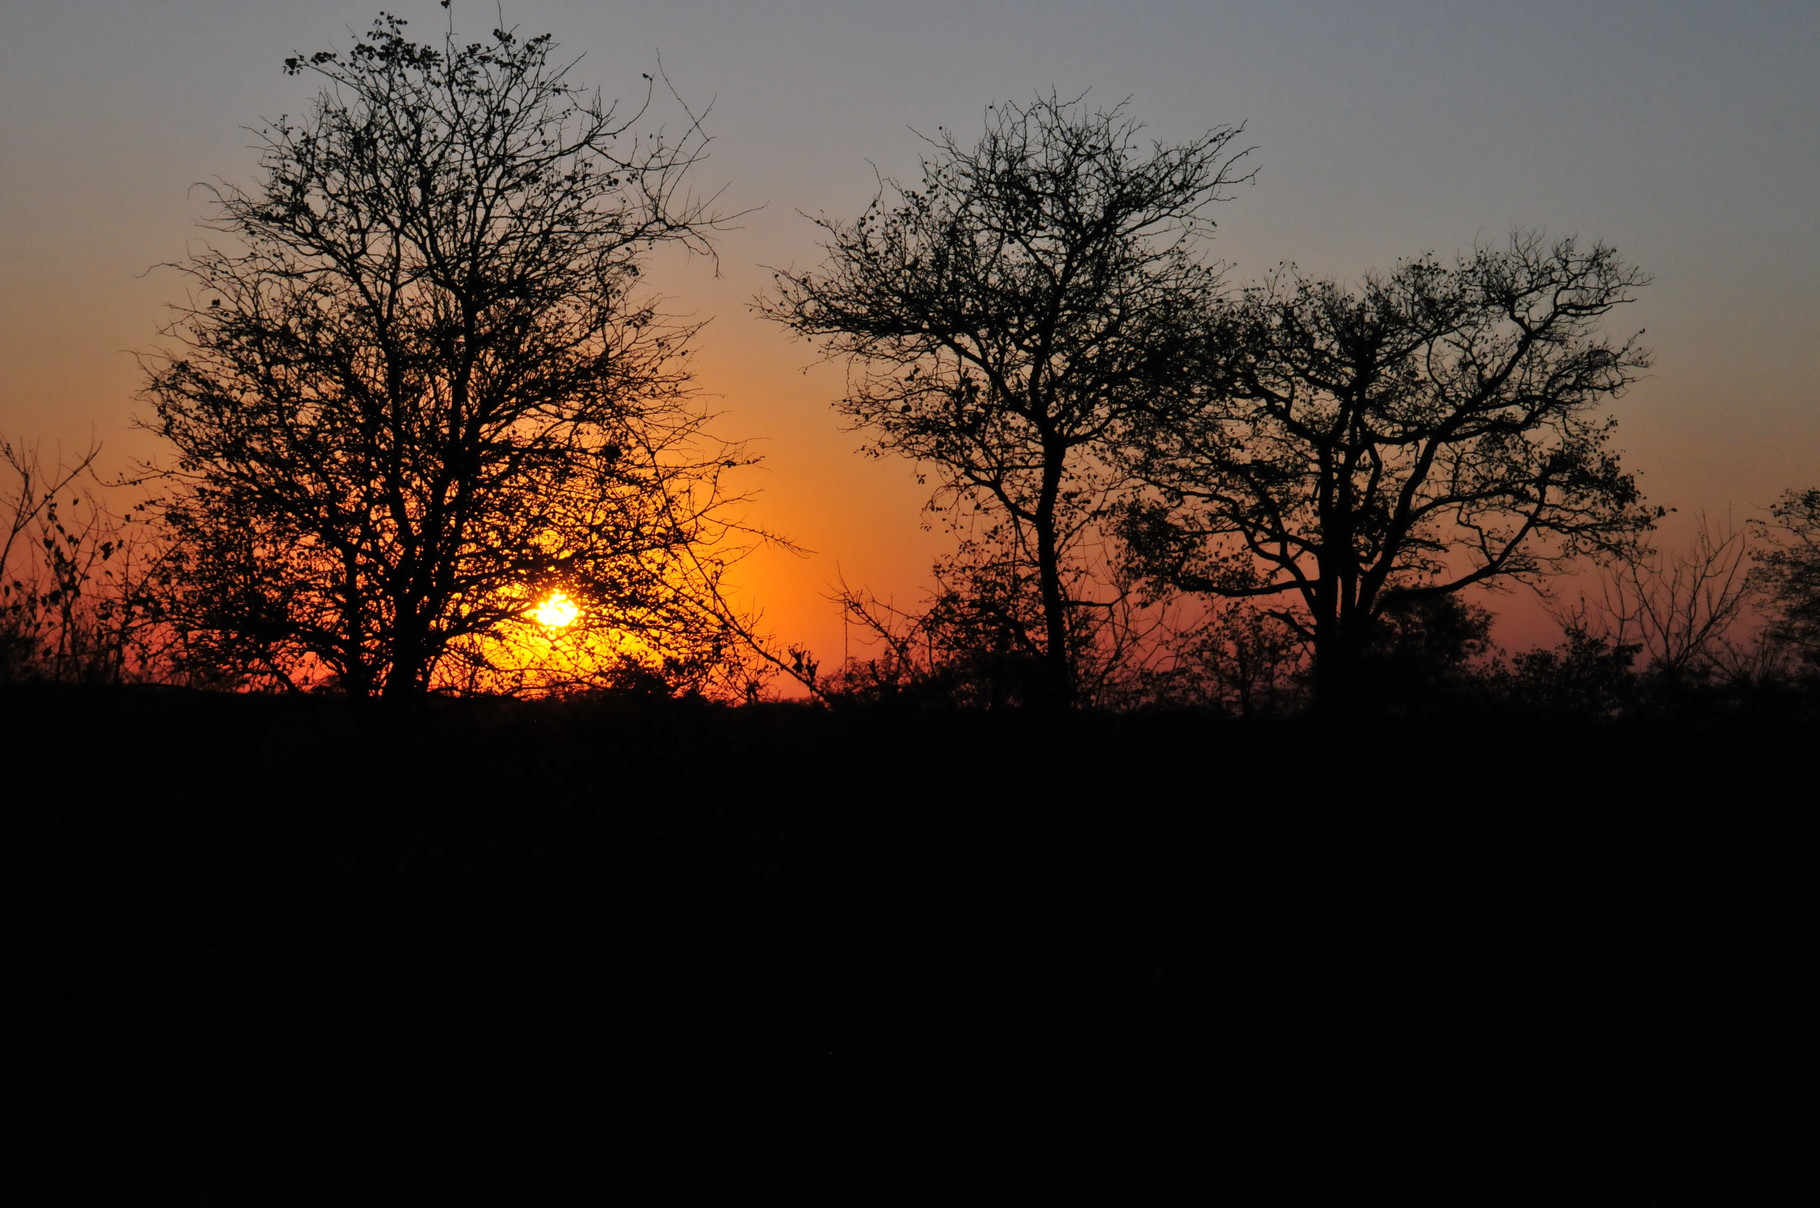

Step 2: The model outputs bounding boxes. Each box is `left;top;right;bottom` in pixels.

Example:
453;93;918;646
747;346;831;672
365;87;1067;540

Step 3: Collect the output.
3;0;1815;670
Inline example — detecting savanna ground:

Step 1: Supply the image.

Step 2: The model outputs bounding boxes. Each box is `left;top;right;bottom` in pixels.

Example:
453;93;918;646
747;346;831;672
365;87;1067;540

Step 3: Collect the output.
35;681;1804;1202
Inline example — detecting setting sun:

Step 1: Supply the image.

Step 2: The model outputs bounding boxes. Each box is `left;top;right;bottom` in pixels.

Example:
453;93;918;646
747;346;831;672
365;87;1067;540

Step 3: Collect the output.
529;590;580;629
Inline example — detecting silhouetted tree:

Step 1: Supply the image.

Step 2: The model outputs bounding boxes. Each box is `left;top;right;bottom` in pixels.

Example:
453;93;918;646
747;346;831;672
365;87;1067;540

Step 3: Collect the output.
142;15;759;698
1499;626;1639;719
1123;232;1657;711
1359;590;1496;708
1;436;167;683
1752;488;1820;671
1157;601;1305;716
762;94;1253;707
1550;513;1759;687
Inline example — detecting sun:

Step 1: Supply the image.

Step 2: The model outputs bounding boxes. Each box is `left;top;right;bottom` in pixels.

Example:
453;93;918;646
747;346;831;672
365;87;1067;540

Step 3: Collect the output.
528;590;580;629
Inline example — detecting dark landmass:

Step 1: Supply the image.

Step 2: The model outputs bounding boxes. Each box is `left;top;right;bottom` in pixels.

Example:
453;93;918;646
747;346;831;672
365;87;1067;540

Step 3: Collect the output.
30;683;1805;1201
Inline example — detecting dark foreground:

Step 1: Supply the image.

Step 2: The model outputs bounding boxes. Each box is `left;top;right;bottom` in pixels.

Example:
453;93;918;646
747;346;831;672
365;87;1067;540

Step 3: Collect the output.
29;683;1806;1202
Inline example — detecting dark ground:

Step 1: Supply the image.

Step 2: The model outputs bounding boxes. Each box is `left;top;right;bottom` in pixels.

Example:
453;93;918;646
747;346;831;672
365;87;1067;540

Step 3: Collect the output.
25;682;1807;1202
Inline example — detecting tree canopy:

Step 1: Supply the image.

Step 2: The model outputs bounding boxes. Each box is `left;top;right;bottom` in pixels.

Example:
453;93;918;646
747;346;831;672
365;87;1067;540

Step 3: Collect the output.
142;15;759;697
762;94;1253;706
1123;232;1658;708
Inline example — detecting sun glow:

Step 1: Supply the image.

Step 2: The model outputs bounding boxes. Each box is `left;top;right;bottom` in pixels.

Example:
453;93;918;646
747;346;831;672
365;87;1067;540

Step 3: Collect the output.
529;590;580;628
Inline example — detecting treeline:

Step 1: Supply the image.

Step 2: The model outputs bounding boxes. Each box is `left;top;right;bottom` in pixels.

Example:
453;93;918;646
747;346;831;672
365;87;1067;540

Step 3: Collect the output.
19;445;1817;721
6;453;1816;722
4;16;1817;719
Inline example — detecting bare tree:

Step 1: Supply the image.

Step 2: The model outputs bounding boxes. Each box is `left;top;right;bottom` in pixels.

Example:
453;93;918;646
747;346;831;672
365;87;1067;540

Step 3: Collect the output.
761;94;1254;707
1549;513;1759;684
1156;601;1306;717
141;15;764;698
2;437;167;683
1124;232;1658;711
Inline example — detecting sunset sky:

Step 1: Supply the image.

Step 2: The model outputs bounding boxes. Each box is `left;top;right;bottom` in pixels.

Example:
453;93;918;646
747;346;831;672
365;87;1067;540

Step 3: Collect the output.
3;0;1815;672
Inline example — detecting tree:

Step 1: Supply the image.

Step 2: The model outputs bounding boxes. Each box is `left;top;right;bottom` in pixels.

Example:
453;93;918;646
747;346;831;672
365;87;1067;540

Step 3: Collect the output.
1155;601;1305;717
761;95;1253;707
1752;488;1820;671
1358;590;1496;707
1124;232;1657;710
2;436;167;684
1498;626;1639;720
142;15;759;698
1549;513;1758;686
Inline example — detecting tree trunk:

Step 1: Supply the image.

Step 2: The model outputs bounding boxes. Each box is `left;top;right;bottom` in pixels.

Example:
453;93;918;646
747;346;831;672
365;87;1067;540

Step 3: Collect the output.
385;607;429;699
1311;606;1377;717
1034;445;1074;709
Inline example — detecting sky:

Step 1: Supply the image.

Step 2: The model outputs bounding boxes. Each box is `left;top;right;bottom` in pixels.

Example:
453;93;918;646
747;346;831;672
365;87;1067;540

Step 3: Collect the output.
3;0;1815;672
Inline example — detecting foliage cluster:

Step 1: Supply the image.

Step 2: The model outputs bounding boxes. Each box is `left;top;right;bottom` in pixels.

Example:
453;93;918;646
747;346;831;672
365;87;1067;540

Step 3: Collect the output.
1752;489;1820;669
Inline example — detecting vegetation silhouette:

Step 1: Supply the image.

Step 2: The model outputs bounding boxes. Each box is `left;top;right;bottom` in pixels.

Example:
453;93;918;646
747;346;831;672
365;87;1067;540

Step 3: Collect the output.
15;14;1809;1199
1122;232;1660;712
1548;512;1767;692
763;93;1255;708
1753;487;1820;669
140;14;765;699
1;436;167;683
